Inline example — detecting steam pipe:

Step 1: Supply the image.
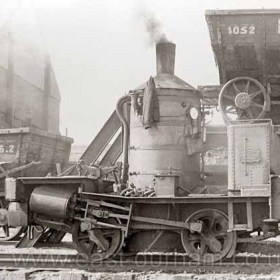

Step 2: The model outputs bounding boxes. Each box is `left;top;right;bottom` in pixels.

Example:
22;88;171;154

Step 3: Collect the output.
116;95;131;184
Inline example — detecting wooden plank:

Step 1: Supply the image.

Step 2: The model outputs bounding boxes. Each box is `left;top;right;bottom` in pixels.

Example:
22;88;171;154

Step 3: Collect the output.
0;127;30;135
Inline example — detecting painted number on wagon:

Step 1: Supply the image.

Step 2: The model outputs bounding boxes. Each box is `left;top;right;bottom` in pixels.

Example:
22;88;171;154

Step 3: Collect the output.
0;144;15;154
227;25;255;35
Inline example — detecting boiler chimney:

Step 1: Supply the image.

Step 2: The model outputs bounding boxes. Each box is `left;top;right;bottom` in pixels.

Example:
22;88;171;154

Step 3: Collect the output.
156;42;175;75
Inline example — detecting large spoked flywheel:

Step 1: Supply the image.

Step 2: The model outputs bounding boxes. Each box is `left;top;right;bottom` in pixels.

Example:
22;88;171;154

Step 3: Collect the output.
218;77;269;122
181;209;236;263
72;217;124;262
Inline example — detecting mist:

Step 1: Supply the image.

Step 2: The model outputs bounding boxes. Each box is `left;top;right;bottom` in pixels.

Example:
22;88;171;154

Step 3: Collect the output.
7;0;280;144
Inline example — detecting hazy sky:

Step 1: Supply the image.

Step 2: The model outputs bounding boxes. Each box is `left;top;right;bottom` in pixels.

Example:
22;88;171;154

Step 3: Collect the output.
24;0;280;144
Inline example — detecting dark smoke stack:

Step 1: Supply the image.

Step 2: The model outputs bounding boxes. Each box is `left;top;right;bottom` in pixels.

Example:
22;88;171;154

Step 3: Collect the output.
156;42;175;75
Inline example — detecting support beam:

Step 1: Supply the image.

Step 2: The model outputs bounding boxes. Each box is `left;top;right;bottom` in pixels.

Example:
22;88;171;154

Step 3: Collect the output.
80;111;121;165
43;55;51;131
6;31;14;127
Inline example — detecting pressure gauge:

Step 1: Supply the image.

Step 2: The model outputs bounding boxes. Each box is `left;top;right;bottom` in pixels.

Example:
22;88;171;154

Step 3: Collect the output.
190;107;199;120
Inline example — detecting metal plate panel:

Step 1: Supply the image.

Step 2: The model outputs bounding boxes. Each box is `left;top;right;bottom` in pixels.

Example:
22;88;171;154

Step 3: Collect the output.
228;122;270;191
129;89;201;192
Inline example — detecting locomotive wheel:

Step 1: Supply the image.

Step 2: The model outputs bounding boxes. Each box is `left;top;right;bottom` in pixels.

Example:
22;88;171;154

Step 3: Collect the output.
72;217;124;262
181;209;236;263
218;77;268;122
0;198;25;241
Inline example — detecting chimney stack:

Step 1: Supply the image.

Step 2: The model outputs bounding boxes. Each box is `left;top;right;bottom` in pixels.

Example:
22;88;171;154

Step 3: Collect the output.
156;42;175;75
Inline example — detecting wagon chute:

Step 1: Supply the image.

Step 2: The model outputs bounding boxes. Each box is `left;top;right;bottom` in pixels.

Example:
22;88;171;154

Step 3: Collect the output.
206;9;280;123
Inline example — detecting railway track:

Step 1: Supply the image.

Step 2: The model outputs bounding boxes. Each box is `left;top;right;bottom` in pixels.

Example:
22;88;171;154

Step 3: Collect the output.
0;239;280;274
0;252;280;274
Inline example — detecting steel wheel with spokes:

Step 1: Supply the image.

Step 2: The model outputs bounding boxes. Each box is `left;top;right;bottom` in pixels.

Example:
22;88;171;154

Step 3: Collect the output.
219;77;269;122
181;209;236;263
72;217;124;262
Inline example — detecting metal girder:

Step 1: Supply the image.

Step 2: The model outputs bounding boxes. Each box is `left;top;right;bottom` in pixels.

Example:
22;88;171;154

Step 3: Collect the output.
79;110;121;166
131;216;201;231
99;132;122;166
83;199;201;232
84;206;202;232
16;226;44;248
80;192;268;204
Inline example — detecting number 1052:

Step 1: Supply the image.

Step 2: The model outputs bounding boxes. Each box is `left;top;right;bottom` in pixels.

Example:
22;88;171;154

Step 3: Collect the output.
227;25;255;35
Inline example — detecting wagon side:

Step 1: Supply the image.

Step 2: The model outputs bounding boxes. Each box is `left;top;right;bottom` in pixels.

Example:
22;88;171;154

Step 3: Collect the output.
0;127;73;178
206;10;280;123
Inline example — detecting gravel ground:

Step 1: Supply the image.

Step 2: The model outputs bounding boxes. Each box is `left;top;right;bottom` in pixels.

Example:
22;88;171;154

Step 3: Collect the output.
0;232;279;278
0;271;280;280
0;233;76;255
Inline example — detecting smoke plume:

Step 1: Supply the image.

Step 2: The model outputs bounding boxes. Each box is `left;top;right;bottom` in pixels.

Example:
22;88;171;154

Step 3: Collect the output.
138;6;169;45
